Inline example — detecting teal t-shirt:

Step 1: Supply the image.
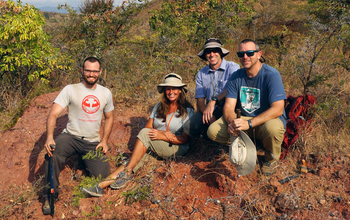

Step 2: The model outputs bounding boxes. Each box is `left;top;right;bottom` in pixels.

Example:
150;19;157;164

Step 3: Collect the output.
226;64;287;127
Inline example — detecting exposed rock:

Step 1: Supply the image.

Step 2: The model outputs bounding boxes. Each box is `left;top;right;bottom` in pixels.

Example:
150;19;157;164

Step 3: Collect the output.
274;193;297;212
319;199;326;205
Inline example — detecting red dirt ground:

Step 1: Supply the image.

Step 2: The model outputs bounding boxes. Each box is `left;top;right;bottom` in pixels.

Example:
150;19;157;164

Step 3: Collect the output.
0;92;349;219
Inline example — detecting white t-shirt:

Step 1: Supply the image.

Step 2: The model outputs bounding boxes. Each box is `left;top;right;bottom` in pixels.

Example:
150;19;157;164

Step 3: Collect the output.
54;83;114;142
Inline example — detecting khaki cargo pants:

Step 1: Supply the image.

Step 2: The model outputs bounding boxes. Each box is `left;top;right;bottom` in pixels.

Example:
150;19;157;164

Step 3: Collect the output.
207;116;285;162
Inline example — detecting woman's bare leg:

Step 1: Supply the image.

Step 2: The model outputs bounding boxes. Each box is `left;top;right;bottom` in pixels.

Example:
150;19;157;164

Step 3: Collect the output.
98;139;147;188
124;139;147;175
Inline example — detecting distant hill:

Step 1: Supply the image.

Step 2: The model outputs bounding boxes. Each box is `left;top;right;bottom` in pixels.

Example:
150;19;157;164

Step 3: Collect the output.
38;6;78;13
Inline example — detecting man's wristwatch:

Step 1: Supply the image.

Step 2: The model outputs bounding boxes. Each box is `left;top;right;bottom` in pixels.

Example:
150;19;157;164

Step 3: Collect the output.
211;97;219;105
248;119;253;129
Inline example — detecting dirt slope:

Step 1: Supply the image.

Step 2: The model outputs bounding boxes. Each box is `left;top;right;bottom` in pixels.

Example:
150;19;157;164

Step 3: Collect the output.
0;92;349;219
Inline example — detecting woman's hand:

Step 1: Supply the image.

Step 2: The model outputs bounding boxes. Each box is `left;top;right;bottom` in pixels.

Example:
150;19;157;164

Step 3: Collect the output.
147;129;175;142
163;131;175;142
148;129;160;140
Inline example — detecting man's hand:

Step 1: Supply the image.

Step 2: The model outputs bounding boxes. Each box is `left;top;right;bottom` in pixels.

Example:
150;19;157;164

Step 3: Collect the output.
202;100;216;124
44;139;56;157
208;115;217;125
95;141;109;154
228;118;249;136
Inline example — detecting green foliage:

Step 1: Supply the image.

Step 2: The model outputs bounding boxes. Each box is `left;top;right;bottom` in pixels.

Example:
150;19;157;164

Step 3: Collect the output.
275;0;350;95
79;0;114;15
307;0;350;72
110;151;128;167
82;147;109;162
0;0;70;111
52;0;148;70
0;0;64;84
149;0;253;46
122;182;152;204
72;175;101;206
308;0;350;24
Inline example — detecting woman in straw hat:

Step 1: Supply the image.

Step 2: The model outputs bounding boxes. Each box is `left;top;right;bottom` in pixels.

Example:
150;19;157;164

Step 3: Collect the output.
83;73;194;197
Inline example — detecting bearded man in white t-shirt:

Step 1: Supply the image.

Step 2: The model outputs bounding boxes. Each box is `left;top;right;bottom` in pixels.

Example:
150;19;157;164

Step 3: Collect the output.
42;57;114;215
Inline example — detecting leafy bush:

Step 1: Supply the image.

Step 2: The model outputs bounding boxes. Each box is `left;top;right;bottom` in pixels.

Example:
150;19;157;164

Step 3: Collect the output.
72;175;101;206
51;0;148;72
149;0;253;47
0;0;69;110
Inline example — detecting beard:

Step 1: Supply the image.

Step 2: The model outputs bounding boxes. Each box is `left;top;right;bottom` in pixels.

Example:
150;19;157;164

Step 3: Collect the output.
83;74;99;85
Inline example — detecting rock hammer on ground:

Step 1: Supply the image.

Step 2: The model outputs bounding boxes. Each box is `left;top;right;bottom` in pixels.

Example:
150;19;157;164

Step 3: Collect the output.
279;160;309;184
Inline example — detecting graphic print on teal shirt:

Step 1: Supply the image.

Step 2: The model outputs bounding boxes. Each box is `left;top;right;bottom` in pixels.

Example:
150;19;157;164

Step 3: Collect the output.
240;86;260;113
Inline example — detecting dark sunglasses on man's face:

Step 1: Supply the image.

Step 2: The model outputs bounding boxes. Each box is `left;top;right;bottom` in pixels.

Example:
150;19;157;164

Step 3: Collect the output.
205;48;221;54
237;50;259;58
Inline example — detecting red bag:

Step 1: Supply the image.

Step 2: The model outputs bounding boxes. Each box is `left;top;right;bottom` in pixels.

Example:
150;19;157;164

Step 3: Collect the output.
280;94;316;159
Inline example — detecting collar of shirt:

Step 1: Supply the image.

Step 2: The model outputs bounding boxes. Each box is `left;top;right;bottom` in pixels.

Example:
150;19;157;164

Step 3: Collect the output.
208;58;228;73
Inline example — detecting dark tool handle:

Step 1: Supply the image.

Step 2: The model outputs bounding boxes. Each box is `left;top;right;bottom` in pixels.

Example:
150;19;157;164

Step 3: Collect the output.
278;173;301;184
237;109;241;118
49;144;55;216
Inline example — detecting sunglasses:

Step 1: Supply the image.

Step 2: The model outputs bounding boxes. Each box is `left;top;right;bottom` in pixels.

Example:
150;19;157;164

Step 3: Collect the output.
204;48;221;54
237;50;259;58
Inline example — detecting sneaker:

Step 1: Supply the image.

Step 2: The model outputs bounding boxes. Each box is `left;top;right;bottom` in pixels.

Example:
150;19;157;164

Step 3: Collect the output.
110;171;133;189
42;200;51;215
261;160;278;176
82;184;103;197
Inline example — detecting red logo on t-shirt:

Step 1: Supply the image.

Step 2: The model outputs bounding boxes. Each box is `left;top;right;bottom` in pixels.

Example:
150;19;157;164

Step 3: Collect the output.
82;95;100;114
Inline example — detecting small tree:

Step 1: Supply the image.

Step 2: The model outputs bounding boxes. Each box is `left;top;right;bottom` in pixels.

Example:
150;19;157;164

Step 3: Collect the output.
54;0;147;71
291;0;350;95
79;0;114;15
149;0;253;49
0;0;66;109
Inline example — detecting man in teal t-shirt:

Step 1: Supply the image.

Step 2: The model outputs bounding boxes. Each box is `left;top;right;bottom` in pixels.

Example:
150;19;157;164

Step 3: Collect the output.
207;39;286;176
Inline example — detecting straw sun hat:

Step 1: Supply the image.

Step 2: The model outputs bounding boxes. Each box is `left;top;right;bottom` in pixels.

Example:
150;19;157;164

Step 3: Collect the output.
197;38;230;61
157;73;187;93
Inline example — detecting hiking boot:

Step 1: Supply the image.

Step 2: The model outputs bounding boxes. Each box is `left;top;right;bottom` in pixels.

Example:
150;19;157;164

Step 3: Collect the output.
42;200;51;215
82;184;103;197
261;160;278;176
110;171;133;189
42;198;57;215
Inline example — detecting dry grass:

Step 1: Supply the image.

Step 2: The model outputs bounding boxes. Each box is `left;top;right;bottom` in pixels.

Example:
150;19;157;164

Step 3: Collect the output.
0;176;45;219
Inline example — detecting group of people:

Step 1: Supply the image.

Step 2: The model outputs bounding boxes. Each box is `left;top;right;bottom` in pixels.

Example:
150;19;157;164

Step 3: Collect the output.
42;38;287;214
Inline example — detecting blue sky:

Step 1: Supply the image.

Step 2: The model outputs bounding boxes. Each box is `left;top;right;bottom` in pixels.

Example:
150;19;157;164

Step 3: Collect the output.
21;0;125;8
